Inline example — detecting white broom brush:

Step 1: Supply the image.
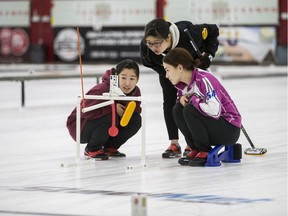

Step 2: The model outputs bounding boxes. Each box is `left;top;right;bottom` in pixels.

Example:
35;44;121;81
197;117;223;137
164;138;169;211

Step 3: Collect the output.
241;126;267;155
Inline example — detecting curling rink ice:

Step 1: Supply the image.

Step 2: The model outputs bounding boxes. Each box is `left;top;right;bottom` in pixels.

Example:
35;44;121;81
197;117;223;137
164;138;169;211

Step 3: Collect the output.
0;64;287;216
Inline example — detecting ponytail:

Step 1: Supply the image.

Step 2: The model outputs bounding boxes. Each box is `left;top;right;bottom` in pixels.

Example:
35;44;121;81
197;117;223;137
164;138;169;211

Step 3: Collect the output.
163;48;199;70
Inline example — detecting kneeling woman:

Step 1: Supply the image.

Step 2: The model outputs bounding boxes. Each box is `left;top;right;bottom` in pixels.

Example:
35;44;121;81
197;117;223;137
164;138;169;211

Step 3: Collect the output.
66;59;142;160
162;48;242;166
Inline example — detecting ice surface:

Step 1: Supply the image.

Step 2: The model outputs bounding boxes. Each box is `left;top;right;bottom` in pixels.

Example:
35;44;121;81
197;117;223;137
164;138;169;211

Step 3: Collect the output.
0;65;287;216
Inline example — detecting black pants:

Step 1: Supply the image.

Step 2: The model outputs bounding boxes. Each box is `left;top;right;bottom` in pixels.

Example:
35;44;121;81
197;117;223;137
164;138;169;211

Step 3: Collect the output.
81;113;141;151
173;103;240;152
159;75;179;140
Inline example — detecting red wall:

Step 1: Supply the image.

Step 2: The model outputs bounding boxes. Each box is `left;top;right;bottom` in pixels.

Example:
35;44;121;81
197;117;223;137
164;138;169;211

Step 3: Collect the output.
278;0;287;45
156;0;165;18
30;0;54;62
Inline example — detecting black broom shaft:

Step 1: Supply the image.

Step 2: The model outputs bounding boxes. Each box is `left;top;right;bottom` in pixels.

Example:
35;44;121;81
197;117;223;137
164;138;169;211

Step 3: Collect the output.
241;125;255;149
184;28;202;57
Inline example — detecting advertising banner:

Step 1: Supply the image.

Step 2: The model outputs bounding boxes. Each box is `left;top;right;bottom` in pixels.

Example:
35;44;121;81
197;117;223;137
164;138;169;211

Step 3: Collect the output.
52;0;155;27
0;1;30;27
0;27;30;63
165;0;278;25
215;26;276;63
54;27;144;63
0;1;30;63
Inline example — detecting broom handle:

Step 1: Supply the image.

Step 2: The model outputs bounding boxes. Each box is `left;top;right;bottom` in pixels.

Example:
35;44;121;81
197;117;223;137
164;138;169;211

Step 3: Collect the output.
241;125;255;149
184;28;202;56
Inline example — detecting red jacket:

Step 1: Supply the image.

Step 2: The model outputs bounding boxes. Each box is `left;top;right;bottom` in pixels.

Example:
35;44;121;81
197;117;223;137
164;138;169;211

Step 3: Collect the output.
66;69;142;141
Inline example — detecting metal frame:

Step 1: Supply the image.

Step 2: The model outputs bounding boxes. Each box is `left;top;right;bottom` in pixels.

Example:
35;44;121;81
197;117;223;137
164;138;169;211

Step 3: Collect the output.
72;94;146;167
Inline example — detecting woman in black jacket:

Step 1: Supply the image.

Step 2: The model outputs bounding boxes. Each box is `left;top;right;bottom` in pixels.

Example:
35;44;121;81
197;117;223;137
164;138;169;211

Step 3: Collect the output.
140;18;219;158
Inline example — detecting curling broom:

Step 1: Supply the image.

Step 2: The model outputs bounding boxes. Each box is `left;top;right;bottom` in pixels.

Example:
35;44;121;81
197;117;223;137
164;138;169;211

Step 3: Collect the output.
241;126;267;155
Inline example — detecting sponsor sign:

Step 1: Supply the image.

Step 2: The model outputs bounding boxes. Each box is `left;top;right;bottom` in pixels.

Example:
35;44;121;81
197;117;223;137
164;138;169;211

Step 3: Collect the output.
54;27;144;63
0;28;29;58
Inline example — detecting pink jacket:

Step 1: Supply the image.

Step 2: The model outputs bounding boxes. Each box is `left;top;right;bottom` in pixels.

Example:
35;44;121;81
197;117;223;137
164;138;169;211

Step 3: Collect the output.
175;68;242;128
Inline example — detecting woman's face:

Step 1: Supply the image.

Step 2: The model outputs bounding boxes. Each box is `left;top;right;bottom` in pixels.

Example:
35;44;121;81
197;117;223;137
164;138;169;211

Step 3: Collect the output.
118;68;138;94
145;35;171;55
163;62;181;85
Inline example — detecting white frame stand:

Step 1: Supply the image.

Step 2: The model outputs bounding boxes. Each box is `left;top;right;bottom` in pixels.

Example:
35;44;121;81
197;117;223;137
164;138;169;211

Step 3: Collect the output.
61;94;146;169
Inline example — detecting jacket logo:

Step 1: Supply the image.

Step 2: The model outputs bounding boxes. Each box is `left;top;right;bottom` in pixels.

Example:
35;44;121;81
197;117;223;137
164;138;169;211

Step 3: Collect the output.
206;90;216;99
202;28;208;40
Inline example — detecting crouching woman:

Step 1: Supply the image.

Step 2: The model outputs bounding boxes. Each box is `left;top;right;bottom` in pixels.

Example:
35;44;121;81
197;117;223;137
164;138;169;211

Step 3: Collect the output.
66;59;142;160
162;48;242;166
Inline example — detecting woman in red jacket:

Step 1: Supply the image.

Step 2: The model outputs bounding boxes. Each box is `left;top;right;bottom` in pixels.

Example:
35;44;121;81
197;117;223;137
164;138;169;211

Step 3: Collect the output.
66;59;142;160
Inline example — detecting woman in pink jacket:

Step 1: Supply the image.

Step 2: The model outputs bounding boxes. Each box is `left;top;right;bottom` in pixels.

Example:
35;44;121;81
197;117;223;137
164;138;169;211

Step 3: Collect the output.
163;48;242;166
66;59;142;160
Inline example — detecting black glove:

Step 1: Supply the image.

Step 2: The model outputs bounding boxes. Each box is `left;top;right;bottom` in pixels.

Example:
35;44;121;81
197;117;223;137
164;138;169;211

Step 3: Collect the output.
198;52;213;70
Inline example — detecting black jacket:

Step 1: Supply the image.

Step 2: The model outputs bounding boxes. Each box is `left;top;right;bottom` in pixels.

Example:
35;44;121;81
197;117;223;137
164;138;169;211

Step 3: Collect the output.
140;21;219;76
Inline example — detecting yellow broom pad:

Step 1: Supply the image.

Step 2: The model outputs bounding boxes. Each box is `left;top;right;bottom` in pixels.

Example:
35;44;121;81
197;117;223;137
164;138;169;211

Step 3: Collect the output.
120;101;136;127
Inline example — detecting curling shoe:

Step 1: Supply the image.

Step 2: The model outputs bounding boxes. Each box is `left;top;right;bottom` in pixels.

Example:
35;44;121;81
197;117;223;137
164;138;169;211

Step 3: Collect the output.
162;143;182;158
188;151;209;166
178;150;199;165
84;148;109;160
183;146;192;156
105;148;126;157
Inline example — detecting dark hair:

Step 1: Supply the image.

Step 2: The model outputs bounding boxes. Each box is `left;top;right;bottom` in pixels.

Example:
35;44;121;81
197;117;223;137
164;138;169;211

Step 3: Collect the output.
162;48;199;70
113;59;140;79
143;18;171;40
